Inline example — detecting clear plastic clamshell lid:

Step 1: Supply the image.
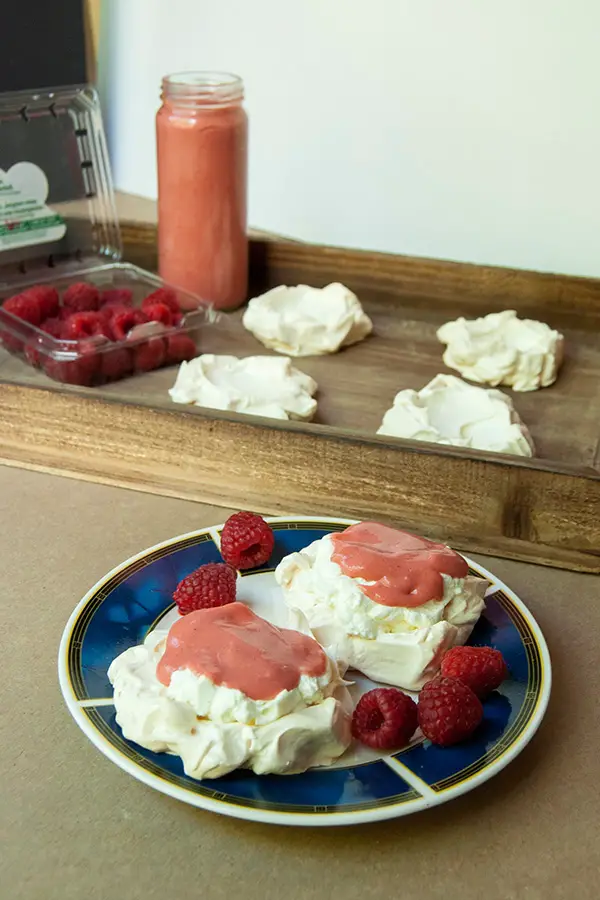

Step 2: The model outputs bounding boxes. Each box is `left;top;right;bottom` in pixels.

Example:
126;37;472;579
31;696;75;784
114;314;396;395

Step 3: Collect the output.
0;84;121;291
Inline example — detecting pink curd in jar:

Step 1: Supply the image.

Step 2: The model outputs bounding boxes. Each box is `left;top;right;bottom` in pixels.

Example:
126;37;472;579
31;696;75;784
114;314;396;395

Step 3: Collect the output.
156;72;248;311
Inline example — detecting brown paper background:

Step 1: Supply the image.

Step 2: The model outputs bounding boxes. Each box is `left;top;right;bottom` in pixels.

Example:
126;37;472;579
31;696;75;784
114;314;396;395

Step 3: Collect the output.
1;466;598;900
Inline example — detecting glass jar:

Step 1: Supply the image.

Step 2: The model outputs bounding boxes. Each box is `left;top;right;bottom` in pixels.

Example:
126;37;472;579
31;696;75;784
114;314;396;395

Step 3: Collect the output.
156;72;248;310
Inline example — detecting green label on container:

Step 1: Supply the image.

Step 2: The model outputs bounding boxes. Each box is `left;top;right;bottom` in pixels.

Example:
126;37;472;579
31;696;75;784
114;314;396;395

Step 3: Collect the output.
0;162;67;251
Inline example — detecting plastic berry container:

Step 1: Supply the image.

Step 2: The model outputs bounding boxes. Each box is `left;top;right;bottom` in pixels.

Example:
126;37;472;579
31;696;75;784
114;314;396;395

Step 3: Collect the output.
0;85;218;386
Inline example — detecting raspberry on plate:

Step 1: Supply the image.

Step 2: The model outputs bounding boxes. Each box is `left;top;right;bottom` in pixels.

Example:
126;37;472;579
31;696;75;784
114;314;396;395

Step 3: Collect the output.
220;512;275;570
173;562;237;615
133;337;166;373
165;333;197;364
418;676;483;747
441;646;508;698
142;287;180;315
352;688;418;750
24;285;60;320
62;282;100;312
62;311;111;340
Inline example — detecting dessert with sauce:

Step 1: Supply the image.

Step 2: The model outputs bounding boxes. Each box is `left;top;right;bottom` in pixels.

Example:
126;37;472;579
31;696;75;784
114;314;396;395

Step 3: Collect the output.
275;521;488;691
108;602;352;779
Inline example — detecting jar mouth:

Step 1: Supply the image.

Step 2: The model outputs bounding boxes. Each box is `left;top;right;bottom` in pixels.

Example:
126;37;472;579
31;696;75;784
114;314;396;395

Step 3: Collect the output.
162;72;243;105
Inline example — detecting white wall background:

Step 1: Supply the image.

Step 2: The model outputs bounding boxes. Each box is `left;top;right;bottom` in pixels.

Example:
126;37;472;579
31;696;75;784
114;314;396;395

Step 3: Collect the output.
99;0;600;277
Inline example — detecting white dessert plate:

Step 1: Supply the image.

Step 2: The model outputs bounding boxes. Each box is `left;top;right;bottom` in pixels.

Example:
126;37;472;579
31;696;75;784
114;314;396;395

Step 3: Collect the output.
58;516;551;827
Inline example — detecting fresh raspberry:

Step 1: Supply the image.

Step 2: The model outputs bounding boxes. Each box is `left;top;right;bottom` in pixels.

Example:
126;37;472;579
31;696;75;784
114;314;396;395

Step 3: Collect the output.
110;308;148;341
220;512;275;570
40;317;63;338
165;333;197;364
1;295;41;352
62;311;111;340
24;340;42;368
100;288;133;307
173;562;237;615
62;282;100;312
143;301;175;327
133;337;166;373
352;688;418;750
418;676;483;747
100;347;132;382
98;301;130;324
24;285;59;319
440;646;508;698
24;317;64;367
43;342;99;386
142;287;180;315
3;293;42;325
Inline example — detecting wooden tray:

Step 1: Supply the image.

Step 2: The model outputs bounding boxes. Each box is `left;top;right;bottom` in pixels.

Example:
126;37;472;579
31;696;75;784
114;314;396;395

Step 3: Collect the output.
1;220;599;572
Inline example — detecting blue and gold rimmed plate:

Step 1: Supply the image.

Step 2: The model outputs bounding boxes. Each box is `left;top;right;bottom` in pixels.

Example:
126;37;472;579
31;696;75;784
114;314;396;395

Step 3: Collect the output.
58;516;551;827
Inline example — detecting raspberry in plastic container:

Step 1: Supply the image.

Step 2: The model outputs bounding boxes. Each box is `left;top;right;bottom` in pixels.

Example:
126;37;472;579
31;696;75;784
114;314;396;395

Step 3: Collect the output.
101;288;133;306
43;341;101;387
99;301;131;323
25;285;60;319
24;318;64;367
63;311;112;340
133;337;167;373
62;282;100;313
101;346;133;382
3;294;42;326
166;333;197;364
142;288;180;315
110;308;149;341
0;86;215;387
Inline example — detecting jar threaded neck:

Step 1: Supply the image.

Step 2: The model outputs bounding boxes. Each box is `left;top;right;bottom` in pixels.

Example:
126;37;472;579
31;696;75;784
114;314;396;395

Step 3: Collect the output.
161;72;244;107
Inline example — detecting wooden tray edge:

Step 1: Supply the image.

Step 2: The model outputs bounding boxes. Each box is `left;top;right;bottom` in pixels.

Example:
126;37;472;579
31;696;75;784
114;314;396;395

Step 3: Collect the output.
1;382;598;573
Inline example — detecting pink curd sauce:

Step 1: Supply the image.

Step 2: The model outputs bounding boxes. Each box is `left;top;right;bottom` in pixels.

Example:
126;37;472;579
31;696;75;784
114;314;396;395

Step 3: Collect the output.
330;522;468;609
156;602;327;701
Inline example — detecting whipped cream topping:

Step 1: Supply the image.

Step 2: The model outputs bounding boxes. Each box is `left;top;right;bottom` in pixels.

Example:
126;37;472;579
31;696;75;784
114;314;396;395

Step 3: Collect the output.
275;533;487;691
437;309;564;392
242;282;373;357
168;354;317;421
108;612;351;779
377;374;535;457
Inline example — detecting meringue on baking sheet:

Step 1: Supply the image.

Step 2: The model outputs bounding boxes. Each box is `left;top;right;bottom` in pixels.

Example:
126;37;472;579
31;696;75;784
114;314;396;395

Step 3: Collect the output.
437;309;564;392
275;524;488;692
242;282;373;356
168;354;318;421
108;603;352;779
377;374;535;457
